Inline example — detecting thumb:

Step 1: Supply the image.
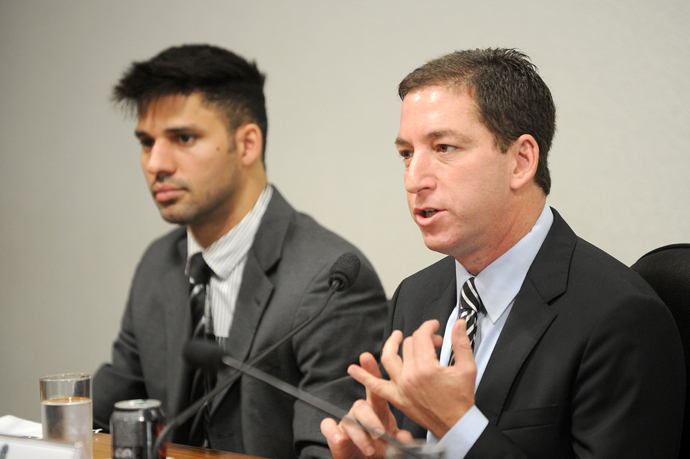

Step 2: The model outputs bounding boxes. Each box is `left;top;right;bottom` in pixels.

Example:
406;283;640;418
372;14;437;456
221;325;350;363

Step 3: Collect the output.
450;319;473;365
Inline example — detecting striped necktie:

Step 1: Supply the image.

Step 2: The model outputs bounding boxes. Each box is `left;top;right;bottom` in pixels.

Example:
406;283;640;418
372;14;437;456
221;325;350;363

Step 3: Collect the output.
449;277;484;366
189;252;213;339
187;252;215;446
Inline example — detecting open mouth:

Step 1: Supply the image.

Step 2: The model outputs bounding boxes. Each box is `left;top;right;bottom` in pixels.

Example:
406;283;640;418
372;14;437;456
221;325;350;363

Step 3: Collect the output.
421;209;439;218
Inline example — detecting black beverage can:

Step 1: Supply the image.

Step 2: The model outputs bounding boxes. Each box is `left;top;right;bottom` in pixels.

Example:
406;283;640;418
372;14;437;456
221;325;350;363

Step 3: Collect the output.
110;399;166;459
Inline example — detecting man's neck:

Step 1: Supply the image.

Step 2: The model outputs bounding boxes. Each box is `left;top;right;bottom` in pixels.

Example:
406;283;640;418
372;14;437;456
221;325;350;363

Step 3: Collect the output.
457;195;546;275
189;178;267;249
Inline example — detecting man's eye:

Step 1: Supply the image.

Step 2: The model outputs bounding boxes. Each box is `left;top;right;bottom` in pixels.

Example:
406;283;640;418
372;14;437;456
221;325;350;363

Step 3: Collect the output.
398;150;413;160
438;144;456;153
178;134;195;144
140;138;154;149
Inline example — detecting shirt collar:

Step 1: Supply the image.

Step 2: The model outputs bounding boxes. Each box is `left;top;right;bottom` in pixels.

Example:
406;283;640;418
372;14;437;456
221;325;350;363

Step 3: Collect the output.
455;204;553;324
186;185;273;279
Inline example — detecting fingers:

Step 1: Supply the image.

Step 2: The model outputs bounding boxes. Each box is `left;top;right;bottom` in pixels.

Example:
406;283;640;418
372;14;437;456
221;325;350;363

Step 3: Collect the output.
321;417;366;459
347;352;382;387
356;353;391;418
450;319;473;364
395;429;414;445
340;400;390;457
320;417;341;442
320;417;345;451
350;332;403;405
323;408;413;459
420;319;441;334
359;352;382;378
399;320;441;374
380;330;404;379
407;320;441;364
375;322;442;384
349;361;394;403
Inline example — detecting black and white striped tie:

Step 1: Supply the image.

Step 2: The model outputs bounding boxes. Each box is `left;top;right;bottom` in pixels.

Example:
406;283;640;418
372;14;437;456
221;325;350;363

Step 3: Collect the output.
449;277;484;366
188;252;215;446
189;252;214;339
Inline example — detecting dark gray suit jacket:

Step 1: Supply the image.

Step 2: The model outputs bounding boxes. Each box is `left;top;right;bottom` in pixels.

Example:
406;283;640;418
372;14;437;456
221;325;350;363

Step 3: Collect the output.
93;188;388;459
387;209;685;458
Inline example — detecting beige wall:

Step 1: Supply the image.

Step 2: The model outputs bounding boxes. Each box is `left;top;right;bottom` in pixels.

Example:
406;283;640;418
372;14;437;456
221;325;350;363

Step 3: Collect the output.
1;0;689;421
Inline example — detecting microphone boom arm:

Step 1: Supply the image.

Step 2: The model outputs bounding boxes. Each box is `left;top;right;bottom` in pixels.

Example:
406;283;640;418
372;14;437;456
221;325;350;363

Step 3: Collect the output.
218;353;424;459
152;280;343;456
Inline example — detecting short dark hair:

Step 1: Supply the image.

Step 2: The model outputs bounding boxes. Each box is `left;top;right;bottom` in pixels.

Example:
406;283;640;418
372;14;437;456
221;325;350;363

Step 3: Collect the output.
112;44;268;158
398;48;556;195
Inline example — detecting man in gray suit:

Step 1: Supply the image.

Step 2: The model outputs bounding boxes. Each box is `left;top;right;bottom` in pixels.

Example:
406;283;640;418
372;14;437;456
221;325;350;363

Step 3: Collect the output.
92;44;388;459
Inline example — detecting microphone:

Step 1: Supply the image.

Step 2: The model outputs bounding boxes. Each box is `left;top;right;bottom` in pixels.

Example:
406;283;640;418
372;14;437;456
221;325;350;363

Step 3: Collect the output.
329;252;360;291
150;253;361;456
184;340;424;459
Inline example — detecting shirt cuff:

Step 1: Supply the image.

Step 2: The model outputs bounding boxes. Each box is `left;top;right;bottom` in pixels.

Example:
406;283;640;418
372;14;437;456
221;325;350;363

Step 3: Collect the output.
433;405;489;458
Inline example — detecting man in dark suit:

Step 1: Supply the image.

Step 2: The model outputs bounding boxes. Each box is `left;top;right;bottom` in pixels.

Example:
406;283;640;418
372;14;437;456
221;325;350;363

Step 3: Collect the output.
92;44;388;459
321;48;685;458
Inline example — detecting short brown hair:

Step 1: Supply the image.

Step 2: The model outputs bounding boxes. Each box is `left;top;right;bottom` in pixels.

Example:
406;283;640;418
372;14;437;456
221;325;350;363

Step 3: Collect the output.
399;48;556;195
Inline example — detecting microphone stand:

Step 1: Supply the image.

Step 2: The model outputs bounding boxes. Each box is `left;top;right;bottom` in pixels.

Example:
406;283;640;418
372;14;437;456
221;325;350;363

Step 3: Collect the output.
150;281;343;457
217;352;425;459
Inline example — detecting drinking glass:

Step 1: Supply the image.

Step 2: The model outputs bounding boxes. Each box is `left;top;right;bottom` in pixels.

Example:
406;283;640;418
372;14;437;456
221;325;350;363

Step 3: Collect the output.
39;373;92;459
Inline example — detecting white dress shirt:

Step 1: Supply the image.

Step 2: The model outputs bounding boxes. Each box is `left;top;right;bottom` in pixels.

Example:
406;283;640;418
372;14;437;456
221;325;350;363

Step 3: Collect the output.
186;185;273;349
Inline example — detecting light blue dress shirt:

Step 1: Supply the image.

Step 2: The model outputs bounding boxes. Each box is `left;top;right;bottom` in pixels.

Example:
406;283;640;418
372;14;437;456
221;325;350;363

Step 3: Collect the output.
429;204;554;458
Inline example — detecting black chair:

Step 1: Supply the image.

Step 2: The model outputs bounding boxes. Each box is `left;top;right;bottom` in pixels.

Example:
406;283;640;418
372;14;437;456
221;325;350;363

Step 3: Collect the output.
631;243;690;458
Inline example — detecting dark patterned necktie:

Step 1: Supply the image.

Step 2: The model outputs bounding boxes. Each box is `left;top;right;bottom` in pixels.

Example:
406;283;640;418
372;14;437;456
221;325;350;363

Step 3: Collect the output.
187;252;214;446
449;277;484;366
189;253;213;339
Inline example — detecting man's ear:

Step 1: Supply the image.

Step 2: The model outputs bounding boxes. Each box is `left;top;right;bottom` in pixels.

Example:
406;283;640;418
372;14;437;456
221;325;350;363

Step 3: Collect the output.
510;134;539;191
234;123;263;167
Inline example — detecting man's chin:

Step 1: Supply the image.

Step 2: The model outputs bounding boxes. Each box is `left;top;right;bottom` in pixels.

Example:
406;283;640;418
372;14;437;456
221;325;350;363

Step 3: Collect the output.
421;234;457;257
157;206;194;225
422;239;449;255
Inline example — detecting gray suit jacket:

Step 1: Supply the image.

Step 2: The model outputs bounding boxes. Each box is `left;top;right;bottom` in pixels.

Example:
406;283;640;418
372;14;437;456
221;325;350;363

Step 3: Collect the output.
93;188;388;459
387;209;685;458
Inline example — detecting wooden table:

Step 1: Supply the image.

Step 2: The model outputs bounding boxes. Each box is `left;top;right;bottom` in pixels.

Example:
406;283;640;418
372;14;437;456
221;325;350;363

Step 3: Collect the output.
93;432;260;459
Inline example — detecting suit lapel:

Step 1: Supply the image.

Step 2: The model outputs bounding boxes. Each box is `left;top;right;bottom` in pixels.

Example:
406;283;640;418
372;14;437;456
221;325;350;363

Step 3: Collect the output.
423;270;457;336
166;234;193;416
475;210;576;424
223;253;274;363
210;188;293;414
396;257;457;338
423;275;456;362
474;281;557;423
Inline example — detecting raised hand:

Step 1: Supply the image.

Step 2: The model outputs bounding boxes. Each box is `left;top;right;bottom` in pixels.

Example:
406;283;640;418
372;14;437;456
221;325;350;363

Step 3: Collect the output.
350;319;476;439
321;352;412;458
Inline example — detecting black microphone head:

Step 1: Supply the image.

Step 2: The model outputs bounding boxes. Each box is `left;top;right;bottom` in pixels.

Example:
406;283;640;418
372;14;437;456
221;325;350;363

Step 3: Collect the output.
328;253;361;291
183;339;225;372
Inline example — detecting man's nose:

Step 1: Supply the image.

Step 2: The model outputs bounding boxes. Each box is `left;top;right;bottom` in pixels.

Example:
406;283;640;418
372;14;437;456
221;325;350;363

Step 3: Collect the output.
405;150;435;194
144;140;176;177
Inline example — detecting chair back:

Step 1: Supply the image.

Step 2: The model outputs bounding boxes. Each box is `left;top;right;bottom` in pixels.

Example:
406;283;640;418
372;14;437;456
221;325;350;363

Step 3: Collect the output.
632;243;690;458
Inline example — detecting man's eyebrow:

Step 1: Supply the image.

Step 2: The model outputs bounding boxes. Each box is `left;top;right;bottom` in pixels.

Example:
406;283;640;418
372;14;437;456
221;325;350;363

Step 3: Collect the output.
394;137;410;147
134;126;199;138
426;129;472;143
394;130;473;147
164;126;198;134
